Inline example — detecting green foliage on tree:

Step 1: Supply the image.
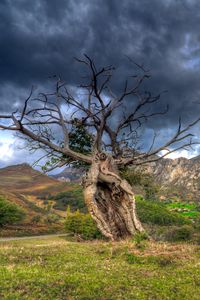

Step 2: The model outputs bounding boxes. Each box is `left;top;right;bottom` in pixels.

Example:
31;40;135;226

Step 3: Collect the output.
0;196;25;227
68;119;94;168
42;119;94;172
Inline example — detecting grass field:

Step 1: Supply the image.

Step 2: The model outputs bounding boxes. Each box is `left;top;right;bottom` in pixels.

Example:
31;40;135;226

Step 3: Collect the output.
0;236;200;299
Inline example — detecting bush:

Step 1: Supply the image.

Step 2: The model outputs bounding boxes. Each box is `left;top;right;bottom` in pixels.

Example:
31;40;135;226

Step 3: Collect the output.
164;225;193;242
51;189;87;212
133;232;149;243
135;197;189;226
31;215;41;224
0;196;25;226
65;208;101;240
44;213;60;224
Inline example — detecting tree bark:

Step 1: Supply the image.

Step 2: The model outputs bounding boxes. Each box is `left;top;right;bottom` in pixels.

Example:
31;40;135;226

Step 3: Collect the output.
82;154;145;241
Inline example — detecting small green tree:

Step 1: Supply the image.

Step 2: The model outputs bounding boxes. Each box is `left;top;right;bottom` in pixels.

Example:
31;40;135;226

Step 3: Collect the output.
0;196;25;226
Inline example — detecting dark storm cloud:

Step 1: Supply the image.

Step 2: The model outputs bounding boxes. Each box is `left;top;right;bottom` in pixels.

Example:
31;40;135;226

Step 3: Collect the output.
0;0;200;127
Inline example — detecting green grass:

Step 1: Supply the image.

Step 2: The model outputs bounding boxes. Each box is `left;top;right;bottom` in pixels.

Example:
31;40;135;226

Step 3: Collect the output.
0;237;200;299
167;202;196;210
166;202;200;219
135;197;189;226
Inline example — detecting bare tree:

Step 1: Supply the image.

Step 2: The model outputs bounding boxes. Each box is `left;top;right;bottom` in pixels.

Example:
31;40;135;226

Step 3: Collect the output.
0;55;199;240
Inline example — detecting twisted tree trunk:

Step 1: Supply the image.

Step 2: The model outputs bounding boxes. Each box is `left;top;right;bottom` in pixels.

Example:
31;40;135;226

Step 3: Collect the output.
82;153;145;240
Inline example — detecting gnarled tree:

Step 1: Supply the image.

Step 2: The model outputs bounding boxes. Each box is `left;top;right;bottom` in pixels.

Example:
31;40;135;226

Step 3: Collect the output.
0;55;199;240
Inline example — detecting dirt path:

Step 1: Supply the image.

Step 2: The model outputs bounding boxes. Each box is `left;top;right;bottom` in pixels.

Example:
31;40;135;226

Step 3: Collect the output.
0;233;68;242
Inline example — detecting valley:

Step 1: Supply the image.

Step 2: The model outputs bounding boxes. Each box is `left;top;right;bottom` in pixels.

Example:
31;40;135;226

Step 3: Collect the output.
0;159;200;238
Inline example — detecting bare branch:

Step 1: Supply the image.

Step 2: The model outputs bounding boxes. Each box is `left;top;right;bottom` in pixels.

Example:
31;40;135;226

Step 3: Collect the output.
0;55;199;171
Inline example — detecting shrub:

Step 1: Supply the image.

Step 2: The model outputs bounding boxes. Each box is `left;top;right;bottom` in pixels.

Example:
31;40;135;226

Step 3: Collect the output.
0;196;25;226
31;215;41;224
133;232;149;243
164;225;193;242
135;197;189;226
51;189;86;212
44;213;60;224
65;208;101;240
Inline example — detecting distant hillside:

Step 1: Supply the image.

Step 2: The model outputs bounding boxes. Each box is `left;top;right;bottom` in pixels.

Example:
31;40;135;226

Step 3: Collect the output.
0;164;81;236
0;163;57;190
1;155;200;237
52;167;83;182
138;156;200;201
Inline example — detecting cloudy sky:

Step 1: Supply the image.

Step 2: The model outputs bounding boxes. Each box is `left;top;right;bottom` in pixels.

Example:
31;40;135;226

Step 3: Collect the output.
0;0;200;169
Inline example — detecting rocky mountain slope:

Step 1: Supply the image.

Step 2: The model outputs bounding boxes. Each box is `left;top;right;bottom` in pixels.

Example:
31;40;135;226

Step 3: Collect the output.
53;156;200;200
141;156;200;200
52;167;82;182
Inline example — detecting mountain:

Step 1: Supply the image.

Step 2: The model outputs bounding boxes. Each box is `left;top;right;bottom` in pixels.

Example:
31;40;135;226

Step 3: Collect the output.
0;163;80;236
0;163;56;190
53;156;200;201
1;155;200;237
143;156;200;201
52;167;83;182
